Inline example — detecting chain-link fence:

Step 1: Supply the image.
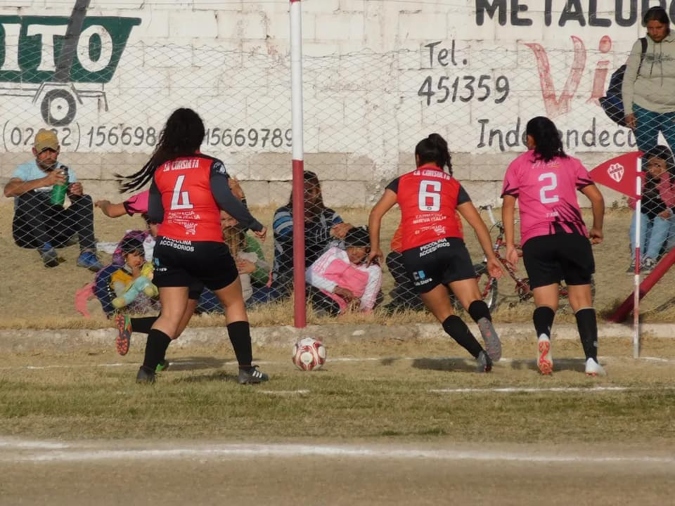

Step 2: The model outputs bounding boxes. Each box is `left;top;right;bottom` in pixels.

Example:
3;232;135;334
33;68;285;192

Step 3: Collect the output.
1;0;675;328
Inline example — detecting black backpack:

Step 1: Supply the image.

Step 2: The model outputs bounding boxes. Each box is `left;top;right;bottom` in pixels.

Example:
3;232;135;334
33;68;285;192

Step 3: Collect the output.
600;37;648;127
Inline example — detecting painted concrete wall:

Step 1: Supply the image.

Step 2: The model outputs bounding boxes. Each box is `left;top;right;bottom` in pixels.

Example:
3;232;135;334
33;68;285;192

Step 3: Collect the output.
0;0;658;206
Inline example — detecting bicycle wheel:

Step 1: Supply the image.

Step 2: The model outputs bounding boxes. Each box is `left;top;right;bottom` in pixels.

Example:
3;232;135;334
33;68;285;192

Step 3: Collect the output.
474;263;499;313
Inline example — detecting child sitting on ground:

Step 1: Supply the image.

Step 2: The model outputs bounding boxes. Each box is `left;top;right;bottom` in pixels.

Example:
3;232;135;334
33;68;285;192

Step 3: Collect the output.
306;226;382;316
223;217;267;303
109;237;159;314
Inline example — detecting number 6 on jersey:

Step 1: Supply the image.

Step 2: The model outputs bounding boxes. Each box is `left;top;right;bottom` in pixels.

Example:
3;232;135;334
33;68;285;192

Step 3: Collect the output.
418;180;442;211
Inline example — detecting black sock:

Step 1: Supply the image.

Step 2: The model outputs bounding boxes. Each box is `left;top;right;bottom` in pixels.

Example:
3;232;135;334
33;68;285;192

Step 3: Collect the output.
131;316;157;334
533;306;555;338
227;321;253;367
142;329;172;372
575;308;598;360
441;315;483;358
468;300;491;323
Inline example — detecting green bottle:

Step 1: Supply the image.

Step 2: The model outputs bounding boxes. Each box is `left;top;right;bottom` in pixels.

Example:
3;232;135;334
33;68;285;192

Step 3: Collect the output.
50;166;69;206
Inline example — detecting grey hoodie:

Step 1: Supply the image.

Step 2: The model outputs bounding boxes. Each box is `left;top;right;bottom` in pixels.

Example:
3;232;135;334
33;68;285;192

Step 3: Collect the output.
622;33;675;115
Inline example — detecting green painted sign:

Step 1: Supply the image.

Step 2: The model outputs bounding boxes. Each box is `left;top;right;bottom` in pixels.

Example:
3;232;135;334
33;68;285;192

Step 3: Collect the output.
0;16;140;84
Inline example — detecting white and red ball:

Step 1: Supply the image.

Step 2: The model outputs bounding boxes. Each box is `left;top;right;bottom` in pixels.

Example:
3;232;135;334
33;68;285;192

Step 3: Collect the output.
292;337;327;371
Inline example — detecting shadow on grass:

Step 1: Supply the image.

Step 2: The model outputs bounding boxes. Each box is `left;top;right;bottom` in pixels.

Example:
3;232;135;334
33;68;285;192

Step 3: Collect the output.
163;356;231;372
174;370;238;383
409;356;587;373
410;357;479;373
506;357;587;373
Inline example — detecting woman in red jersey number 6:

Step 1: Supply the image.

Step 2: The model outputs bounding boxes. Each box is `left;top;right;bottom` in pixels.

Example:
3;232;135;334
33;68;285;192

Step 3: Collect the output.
368;133;503;372
119;108;269;384
501;116;606;377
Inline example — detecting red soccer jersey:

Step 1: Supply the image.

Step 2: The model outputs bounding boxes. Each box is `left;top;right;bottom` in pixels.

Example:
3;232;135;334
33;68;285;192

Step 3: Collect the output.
386;164;470;251
154;155;223;242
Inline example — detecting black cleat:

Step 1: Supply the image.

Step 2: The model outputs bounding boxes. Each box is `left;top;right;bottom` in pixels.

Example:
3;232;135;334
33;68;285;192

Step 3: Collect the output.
476;350;493;373
238;366;269;385
136;366;156;384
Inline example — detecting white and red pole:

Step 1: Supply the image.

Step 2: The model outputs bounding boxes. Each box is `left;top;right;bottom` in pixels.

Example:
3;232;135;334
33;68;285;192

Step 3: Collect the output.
290;0;306;328
632;156;643;358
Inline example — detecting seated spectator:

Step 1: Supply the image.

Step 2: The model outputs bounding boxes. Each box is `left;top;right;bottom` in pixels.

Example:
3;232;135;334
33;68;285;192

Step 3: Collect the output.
94;225;156;318
109;237;160;315
3;129;102;270
628;145;675;273
306;226;382;316
198;211;271;312
268;171;352;301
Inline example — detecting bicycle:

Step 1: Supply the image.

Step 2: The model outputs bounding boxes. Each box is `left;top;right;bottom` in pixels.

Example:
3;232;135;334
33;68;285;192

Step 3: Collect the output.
473;204;594;312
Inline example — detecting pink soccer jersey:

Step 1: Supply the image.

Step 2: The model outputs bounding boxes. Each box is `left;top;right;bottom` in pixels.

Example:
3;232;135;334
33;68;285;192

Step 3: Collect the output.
501;151;593;245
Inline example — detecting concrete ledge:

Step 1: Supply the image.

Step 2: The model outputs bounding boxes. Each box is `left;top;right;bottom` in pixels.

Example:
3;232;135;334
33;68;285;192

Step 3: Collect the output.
0;323;671;353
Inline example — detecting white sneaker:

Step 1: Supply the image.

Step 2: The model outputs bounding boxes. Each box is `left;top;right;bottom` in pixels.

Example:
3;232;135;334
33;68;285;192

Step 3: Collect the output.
585;358;606;377
537;334;553;375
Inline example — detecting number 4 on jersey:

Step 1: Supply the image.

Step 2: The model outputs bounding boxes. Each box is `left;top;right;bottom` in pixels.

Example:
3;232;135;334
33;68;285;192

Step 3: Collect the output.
171;175;194;210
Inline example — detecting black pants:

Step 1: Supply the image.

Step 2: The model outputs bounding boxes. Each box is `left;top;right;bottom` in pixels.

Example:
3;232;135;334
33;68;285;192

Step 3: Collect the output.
12;191;96;251
308;287;341;316
385;251;425;310
309;287;384;316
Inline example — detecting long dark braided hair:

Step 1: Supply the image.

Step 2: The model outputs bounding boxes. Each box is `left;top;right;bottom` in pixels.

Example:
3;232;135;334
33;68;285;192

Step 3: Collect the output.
117;108;206;193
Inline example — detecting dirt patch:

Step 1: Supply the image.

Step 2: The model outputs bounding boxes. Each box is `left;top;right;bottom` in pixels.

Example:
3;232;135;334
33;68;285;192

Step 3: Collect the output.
0;440;673;506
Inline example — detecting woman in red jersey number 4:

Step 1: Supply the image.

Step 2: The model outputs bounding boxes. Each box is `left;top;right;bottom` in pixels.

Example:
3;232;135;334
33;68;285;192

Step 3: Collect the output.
501;116;606;377
368;133;503;372
119;108;268;384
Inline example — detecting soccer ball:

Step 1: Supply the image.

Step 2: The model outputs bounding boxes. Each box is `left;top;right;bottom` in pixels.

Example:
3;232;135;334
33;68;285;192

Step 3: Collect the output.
292;337;327;371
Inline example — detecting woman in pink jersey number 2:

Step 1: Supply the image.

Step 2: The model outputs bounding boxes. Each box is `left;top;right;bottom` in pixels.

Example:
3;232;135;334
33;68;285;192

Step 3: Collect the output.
369;134;503;372
501;116;606;376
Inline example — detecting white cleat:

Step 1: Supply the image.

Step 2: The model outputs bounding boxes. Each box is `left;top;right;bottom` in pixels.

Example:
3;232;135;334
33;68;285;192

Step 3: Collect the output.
585;358;606;377
537;334;553;375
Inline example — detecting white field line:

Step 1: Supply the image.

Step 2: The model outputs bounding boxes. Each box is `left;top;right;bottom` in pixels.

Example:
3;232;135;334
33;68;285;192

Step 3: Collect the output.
0;440;69;450
0;440;674;465
259;390;310;396
0;361;210;371
429;386;675;394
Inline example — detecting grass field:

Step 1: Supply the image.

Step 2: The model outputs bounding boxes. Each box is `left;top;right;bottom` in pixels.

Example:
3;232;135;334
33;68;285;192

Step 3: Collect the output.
1;336;674;444
2;201;675;328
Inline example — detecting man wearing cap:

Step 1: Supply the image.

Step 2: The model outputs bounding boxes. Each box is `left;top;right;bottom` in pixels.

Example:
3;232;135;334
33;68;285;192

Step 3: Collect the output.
3;129;102;270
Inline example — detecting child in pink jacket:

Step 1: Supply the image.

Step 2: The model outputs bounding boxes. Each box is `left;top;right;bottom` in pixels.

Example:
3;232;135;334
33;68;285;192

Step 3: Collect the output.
306;227;382;316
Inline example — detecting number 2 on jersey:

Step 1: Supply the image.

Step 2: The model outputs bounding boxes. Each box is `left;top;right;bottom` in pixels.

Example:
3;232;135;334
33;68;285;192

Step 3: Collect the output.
538;172;559;204
171;175;194;210
418;180;442;211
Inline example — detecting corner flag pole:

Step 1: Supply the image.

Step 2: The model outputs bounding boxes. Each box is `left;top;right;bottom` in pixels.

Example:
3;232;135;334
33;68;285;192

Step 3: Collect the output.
632;156;642;359
290;0;306;328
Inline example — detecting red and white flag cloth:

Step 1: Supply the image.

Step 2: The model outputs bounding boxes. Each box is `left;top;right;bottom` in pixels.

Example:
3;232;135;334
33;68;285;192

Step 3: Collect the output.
589;151;642;198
